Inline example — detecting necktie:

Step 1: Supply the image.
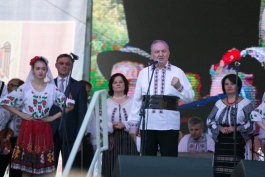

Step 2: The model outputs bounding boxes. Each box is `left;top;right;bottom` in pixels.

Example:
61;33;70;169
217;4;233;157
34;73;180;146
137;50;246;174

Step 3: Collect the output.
59;78;65;92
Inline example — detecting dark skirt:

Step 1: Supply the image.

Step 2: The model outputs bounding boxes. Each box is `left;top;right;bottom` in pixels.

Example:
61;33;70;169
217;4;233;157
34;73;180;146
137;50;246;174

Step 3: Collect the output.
214;132;245;177
102;129;139;177
11;120;55;174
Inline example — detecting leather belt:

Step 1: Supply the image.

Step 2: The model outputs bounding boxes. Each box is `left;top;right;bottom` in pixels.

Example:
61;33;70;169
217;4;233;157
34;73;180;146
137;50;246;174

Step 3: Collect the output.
143;95;179;111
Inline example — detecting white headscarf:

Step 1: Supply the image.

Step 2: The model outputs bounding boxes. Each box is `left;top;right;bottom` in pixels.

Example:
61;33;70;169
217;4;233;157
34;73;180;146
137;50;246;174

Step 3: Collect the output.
25;56;55;85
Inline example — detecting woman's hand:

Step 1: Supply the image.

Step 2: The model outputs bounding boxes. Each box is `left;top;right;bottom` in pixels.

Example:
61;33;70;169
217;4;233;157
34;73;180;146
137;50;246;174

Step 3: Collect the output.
41;115;56;122
129;127;137;143
220;126;229;134
220;126;236;134
257;121;265;131
21;113;34;121
65;92;74;113
226;126;236;133
65;104;74;113
113;122;125;129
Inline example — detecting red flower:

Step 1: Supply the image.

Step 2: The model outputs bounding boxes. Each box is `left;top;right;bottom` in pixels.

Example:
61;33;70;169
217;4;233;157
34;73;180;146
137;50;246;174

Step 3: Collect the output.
29;107;33;112
221;48;241;66
33;99;37;105
44;108;49;113
8;96;13;101
43;100;47;106
38;105;42;111
29;56;40;66
67;103;73;107
4;100;9;104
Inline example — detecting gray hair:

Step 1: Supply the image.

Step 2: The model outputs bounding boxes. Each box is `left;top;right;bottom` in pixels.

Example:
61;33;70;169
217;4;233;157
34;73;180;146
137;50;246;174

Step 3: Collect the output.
150;40;169;52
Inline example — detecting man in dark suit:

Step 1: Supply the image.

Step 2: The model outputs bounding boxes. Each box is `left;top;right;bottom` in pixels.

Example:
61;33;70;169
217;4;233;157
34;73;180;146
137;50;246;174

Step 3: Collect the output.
50;53;88;169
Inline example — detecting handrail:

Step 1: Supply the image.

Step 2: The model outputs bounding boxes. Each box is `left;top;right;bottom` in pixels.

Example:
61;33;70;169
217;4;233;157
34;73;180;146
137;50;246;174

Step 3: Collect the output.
62;89;108;177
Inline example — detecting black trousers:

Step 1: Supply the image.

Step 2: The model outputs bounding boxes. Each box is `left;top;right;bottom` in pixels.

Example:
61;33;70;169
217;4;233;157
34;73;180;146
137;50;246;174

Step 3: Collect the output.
74;134;94;174
140;130;179;157
53;130;74;168
53;131;94;172
0;153;11;177
0;137;22;177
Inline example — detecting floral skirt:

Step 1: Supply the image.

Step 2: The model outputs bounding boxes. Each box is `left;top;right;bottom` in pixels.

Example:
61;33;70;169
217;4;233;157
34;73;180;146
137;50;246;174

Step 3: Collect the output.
11;120;55;174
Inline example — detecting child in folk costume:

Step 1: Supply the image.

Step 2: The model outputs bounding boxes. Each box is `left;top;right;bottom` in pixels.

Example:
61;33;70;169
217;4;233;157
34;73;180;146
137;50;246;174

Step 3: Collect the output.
0;56;74;176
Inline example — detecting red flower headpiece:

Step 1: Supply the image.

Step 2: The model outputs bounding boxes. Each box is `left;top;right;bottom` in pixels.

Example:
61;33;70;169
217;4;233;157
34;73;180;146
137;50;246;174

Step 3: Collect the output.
221;48;241;66
29;56;40;66
212;48;241;71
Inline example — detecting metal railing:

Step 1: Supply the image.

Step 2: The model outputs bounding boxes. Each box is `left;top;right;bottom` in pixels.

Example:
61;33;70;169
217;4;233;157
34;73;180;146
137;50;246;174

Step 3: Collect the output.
62;89;108;177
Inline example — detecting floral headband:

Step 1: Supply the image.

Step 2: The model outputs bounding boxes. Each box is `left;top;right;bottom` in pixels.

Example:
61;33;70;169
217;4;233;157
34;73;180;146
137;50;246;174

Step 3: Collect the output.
29;56;48;66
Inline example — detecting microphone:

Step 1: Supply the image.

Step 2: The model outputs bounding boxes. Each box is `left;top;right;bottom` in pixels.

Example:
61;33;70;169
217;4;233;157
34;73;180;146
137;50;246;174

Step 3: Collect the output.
148;60;160;65
70;53;79;60
234;61;241;67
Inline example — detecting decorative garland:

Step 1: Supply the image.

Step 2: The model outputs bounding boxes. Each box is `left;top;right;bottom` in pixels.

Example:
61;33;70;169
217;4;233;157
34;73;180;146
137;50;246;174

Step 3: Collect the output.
119;46;151;59
240;47;265;69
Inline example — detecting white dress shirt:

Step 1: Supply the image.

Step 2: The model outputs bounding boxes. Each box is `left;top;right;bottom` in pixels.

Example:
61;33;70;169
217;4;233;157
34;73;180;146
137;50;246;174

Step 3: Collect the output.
57;76;70;93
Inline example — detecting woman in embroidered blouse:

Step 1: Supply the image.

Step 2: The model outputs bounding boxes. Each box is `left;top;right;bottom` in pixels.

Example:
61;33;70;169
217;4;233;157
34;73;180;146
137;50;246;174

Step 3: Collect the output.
102;73;138;177
207;74;254;177
250;92;265;156
0;78;24;177
0;56;74;177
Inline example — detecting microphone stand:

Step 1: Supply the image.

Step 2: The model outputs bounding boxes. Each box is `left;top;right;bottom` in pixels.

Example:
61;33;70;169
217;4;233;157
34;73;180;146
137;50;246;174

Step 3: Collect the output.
137;62;156;155
251;134;254;160
233;61;240;167
59;54;78;167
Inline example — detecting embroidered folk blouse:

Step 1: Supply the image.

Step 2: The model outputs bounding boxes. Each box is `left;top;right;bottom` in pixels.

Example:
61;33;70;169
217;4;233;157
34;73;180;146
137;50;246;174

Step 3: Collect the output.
0;83;74;120
128;62;194;130
207;98;254;142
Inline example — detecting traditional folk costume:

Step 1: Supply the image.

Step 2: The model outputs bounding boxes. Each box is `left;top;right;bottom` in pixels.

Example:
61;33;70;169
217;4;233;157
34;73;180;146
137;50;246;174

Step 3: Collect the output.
0;57;74;175
0;82;74;174
250;92;265;154
102;98;138;177
128;62;194;156
207;98;254;177
0;104;23;177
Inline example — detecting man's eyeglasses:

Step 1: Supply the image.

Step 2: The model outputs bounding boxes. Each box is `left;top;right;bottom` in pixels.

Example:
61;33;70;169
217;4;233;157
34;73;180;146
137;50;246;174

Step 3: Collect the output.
57;62;71;66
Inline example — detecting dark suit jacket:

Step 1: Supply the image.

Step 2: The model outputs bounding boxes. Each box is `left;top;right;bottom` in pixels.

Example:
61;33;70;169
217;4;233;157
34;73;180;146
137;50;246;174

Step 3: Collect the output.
49;77;87;144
